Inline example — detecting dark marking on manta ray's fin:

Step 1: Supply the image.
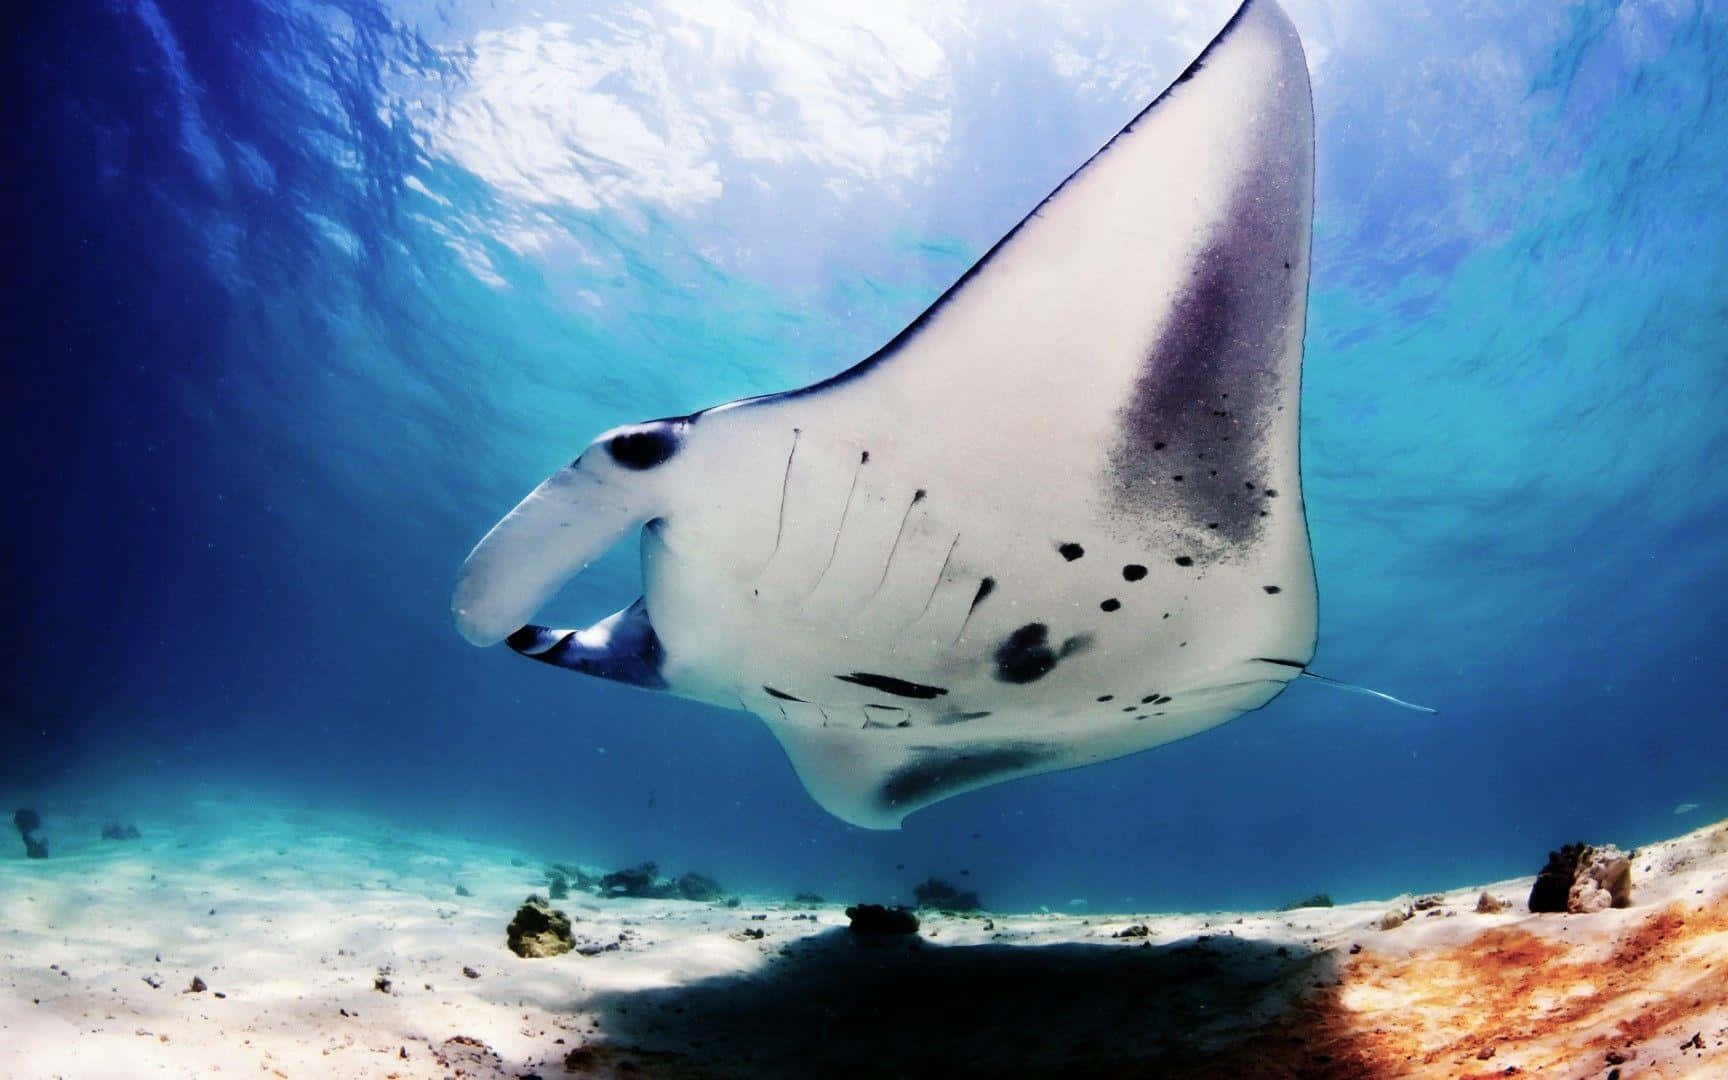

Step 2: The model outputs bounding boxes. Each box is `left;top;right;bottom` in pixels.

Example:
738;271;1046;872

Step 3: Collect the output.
879;743;1055;810
835;672;950;699
1298;671;1439;715
763;686;806;702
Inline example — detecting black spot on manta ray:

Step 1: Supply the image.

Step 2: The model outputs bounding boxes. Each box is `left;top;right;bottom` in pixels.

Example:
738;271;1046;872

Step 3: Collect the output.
1100;598;1120;612
1262;585;1282;594
878;743;1053;809
605;423;683;469
974;577;996;604
762;686;806;702
1174;556;1195;567
1122;564;1147;581
1097;694;1114;702
835;672;949;699
1058;543;1085;561
994;623;1060;684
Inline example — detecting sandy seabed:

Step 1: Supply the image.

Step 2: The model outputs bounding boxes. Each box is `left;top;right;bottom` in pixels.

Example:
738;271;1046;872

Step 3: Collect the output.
2;800;1725;1079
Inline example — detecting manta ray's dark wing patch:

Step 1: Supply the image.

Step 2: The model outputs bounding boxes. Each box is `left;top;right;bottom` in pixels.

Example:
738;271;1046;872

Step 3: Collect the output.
1105;12;1310;555
878;743;1055;810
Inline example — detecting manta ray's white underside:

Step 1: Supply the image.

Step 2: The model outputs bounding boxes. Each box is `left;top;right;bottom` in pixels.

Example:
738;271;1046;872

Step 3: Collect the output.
453;0;1318;829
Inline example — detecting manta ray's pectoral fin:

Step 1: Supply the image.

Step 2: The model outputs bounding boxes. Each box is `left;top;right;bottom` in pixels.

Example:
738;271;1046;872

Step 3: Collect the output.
505;598;668;690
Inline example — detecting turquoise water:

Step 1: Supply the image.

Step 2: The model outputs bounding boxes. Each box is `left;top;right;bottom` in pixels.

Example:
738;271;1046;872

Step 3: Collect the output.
6;0;1725;913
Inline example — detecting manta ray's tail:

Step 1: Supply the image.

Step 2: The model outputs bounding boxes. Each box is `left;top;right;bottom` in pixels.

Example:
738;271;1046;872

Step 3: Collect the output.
1298;671;1439;715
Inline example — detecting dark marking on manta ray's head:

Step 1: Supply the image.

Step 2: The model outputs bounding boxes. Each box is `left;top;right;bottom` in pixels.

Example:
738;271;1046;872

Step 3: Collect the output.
835;672;949;699
878;742;1054;810
604;420;685;470
1104;94;1307;557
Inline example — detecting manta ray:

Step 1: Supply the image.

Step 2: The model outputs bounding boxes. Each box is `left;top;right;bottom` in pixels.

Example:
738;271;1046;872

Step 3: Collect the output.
453;0;1423;829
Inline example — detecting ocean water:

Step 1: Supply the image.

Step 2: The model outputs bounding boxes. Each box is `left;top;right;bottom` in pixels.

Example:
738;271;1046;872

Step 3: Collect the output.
5;0;1725;917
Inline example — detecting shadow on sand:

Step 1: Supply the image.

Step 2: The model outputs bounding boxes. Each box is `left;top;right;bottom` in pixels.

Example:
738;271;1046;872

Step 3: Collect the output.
558;927;1363;1078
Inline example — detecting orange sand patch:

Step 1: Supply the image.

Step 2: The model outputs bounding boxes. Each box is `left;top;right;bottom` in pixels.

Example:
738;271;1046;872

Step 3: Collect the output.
1175;896;1728;1079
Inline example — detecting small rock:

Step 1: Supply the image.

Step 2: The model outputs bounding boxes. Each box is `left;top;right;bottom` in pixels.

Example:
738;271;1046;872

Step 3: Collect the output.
1475;891;1510;914
1412;894;1444;911
1378;906;1412;931
185;976;207;993
461;966;480;979
1112;924;1150;939
454;884;473;897
142;975;162;989
1477;1046;1495;1060
374;975;392;993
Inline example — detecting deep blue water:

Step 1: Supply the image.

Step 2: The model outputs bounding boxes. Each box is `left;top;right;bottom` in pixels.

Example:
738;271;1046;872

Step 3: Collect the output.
5;0;1725;913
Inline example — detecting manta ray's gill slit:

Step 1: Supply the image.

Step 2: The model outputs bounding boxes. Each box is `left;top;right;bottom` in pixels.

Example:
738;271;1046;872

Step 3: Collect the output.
913;534;962;622
950;575;997;644
807;449;868;594
1254;657;1307;669
867;489;926;601
764;428;800;569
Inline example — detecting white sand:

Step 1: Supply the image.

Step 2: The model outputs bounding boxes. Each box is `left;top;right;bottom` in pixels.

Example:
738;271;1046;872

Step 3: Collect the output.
3;799;1724;1078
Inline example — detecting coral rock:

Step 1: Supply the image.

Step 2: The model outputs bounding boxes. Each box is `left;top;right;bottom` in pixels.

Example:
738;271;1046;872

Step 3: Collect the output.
845;904;920;935
506;894;575;958
1475;891;1510;914
1529;843;1633;914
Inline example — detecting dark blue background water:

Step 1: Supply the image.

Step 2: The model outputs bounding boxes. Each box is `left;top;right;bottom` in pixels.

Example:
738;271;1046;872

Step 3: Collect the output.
6;0;1725;911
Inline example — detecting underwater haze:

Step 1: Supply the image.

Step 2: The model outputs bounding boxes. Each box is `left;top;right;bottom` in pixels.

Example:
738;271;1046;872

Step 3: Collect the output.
6;0;1726;914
